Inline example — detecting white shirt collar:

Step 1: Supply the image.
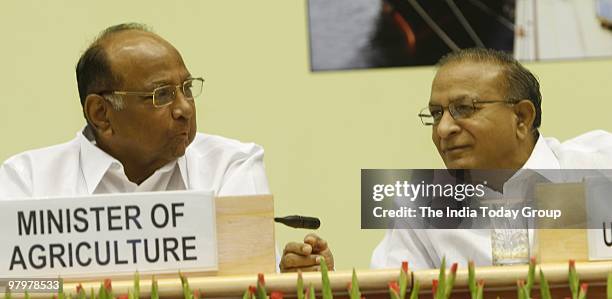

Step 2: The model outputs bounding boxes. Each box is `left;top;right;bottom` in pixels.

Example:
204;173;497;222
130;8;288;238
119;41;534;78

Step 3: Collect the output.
506;134;562;187
522;134;561;170
78;127;189;194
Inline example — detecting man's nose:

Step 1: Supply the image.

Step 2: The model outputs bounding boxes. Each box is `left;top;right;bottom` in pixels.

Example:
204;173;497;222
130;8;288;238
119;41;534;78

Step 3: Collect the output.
171;89;194;120
435;110;460;138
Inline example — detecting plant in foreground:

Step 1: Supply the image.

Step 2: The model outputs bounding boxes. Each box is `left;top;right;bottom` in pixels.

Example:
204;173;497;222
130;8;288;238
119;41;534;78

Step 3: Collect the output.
430;257;457;299
13;257;612;298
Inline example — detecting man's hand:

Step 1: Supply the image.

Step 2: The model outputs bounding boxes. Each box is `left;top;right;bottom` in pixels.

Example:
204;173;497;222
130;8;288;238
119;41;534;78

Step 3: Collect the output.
280;233;334;272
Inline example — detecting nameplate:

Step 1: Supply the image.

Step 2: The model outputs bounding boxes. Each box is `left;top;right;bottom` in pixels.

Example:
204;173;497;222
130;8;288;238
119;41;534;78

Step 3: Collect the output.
586;177;612;260
0;191;217;278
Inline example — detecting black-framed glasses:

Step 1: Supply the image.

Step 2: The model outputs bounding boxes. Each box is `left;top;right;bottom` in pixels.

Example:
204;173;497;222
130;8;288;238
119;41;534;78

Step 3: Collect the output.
418;99;517;126
111;77;205;108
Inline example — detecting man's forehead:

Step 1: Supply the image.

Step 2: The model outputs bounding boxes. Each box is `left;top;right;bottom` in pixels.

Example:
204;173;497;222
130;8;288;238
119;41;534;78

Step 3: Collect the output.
103;31;176;59
429;61;506;104
428;94;477;105
101;30;188;87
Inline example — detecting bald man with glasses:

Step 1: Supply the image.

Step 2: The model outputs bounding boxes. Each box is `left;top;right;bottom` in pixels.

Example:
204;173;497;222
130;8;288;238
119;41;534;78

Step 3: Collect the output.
371;48;612;270
0;23;269;196
0;23;333;273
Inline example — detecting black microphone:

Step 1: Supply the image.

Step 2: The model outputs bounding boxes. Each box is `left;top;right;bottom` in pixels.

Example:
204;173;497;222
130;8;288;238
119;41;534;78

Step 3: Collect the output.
274;215;321;229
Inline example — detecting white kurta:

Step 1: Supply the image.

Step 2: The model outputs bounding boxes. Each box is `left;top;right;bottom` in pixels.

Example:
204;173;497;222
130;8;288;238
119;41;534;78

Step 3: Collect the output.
370;130;612;270
0;128;271;199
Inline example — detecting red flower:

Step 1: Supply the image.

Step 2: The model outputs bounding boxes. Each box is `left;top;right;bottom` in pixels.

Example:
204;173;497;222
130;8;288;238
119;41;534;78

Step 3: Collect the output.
117;294;129;299
450;263;458;274
580;283;588;292
258;273;266;286
76;284;84;294
477;280;485;287
388;281;400;293
270;291;284;299
248;285;257;295
569;259;576;270
432;279;439;295
401;261;409;273
104;278;112;291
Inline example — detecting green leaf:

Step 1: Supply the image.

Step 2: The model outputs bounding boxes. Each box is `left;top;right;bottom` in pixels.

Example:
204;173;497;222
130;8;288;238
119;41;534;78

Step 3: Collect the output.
180;273;192;299
517;280;526;299
242;289;251;299
389;282;401;299
539;270;552;299
308;284;316;299
3;288;11;299
409;279;420;299
256;274;267;299
525;257;535;296
133;272;140;299
607;272;612;299
578;283;587;299
569;260;579;299
476;282;484;299
436;257;446;299
128;288;134;299
399;262;409;299
297;270;305;299
74;285;86;299
98;283;106;299
23;291;29;299
349;269;361;299
468;261;476;299
320;257;333;299
151;277;159;299
444;263;457;299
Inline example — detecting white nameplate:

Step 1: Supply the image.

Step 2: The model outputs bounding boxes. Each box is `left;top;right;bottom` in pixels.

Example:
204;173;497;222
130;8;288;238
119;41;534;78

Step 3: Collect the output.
0;190;217;278
586;177;612;260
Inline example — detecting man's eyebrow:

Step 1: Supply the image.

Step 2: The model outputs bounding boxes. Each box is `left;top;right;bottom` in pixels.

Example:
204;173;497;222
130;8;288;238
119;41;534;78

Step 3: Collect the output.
450;95;475;102
145;73;193;89
429;95;474;105
146;79;171;89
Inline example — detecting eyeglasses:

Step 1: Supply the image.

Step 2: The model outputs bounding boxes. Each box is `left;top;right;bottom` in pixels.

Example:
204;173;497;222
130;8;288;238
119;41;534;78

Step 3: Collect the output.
110;77;205;108
418;99;517;126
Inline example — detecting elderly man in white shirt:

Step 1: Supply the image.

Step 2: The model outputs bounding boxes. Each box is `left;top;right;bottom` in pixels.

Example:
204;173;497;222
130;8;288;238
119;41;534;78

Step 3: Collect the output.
371;48;612;270
0;23;268;199
0;23;333;272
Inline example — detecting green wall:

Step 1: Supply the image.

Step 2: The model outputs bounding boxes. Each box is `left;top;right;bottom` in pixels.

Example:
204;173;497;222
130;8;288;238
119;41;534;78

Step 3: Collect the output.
2;1;612;270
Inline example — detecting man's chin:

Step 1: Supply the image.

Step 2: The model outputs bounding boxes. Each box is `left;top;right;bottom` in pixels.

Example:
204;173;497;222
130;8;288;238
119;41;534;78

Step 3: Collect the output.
168;138;191;158
444;158;477;169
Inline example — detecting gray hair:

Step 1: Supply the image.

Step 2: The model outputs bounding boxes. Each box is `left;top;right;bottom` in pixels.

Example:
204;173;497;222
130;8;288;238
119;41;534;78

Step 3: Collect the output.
437;48;542;135
103;94;126;111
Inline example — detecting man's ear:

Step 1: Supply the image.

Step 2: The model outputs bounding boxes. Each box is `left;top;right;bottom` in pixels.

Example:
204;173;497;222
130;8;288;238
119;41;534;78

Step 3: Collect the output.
84;94;112;137
514;99;536;140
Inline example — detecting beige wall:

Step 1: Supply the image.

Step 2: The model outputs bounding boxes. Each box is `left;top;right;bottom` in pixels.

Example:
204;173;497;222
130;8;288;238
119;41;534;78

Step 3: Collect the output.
2;1;612;270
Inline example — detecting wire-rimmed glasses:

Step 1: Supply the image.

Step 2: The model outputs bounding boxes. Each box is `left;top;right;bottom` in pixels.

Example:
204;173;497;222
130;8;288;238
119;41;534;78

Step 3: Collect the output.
418;99;517;126
110;77;205;108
